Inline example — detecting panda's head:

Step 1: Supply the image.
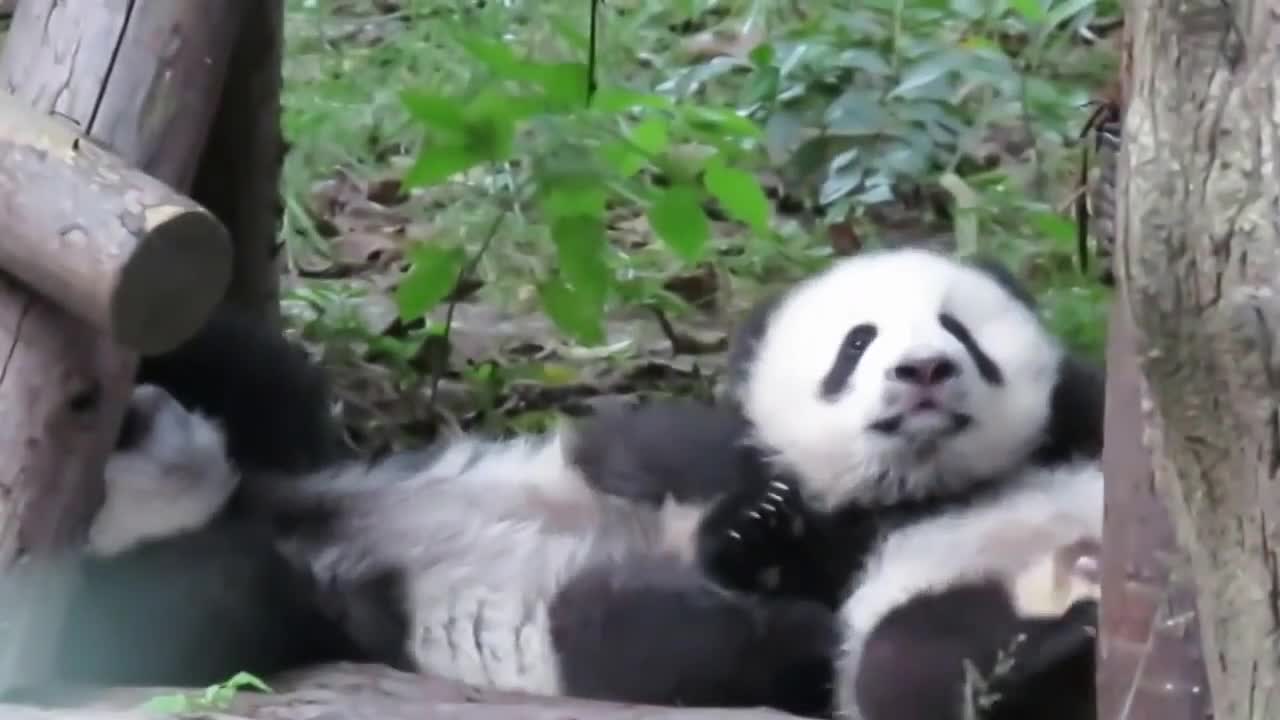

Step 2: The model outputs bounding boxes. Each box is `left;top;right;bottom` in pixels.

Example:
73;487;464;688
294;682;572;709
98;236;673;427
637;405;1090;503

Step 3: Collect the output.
728;247;1064;512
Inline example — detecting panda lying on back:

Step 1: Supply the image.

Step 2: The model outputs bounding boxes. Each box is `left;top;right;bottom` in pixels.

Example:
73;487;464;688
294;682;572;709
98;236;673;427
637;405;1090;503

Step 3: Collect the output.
48;246;1103;719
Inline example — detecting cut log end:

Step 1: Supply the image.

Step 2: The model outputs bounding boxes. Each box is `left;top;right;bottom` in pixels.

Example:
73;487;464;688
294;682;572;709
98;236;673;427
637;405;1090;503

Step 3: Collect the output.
112;206;231;355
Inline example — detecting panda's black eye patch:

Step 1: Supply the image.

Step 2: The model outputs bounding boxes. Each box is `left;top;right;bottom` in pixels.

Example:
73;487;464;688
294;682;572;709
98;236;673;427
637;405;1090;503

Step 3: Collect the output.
938;313;1003;386
820;323;878;400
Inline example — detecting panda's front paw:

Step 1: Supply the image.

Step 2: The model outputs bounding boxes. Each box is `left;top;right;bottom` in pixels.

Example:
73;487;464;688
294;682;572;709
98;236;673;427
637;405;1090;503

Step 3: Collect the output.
90;384;239;558
697;479;812;595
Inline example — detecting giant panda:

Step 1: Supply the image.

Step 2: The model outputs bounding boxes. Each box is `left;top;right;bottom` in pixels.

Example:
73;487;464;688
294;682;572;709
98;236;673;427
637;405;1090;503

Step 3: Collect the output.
695;246;1106;719
34;246;1102;719
26;308;373;696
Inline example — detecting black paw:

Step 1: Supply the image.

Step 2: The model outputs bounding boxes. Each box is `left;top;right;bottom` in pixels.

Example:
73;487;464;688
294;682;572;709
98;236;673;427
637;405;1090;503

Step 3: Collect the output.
697;479;813;595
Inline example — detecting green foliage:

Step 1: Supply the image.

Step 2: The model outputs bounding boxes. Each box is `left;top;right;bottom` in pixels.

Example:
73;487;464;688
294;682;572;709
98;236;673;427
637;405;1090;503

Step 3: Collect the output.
393;24;779;345
139;672;272;714
281;0;1119;412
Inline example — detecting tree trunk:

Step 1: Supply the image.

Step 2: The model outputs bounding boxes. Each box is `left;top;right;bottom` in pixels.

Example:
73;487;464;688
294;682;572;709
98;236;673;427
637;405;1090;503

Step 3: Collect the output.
192;0;285;324
1098;298;1209;719
0;0;243;693
0;94;231;354
2;663;803;720
1118;0;1280;716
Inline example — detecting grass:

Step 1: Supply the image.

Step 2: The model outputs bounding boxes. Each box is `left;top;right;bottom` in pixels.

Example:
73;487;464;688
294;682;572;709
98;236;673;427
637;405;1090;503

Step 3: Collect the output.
277;0;1120;448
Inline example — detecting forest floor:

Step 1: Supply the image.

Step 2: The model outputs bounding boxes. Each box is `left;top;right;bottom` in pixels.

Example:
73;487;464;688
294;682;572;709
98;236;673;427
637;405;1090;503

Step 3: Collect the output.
251;0;1121;452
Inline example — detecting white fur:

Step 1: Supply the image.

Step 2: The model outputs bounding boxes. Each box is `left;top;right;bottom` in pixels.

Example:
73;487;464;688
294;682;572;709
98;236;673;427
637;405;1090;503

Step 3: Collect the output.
88;384;239;558
740;248;1065;511
832;461;1103;719
262;423;710;696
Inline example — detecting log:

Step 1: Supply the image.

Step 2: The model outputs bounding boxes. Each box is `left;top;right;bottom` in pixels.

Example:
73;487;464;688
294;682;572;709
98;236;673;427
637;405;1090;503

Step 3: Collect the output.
3;663;804;720
1117;0;1280;715
0;0;243;694
0;94;232;354
192;0;285;324
0;0;246;192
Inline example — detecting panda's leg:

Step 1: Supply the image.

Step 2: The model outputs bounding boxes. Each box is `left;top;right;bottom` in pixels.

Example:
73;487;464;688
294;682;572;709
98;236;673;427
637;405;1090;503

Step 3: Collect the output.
548;554;838;718
979;599;1098;720
851;589;1097;720
135;304;349;474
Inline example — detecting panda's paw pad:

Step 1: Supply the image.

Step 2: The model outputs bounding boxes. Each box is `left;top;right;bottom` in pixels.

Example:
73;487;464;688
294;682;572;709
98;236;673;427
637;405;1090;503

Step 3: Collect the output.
698;481;809;593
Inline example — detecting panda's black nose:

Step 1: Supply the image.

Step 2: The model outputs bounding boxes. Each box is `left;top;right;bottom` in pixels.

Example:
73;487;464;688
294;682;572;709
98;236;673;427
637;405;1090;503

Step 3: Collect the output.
890;354;958;386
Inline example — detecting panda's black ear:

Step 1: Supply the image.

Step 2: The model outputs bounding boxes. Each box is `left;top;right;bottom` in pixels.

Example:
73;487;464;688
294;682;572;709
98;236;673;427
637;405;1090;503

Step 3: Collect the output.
967;256;1038;310
1035;354;1106;465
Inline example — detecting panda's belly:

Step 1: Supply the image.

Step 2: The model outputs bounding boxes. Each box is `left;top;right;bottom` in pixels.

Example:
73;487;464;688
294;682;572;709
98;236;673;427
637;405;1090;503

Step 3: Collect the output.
399;495;708;695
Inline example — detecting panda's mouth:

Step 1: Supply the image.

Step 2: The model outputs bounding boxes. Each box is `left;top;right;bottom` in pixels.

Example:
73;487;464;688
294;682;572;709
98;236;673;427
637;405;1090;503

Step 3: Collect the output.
869;406;972;435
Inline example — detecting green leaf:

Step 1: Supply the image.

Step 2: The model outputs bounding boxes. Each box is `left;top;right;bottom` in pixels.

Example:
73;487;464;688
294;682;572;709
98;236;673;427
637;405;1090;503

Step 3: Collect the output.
551;215;611;304
680;106;763;139
629;116;670;156
140;694;193;713
403;142;483;187
600;140;649;178
454;32;524;78
648;185;711;262
222;672;272;693
1044;0;1098;29
539;276;605;345
703;162;770;233
888;52;965;98
529;61;590;110
400;90;468;135
1028;210;1079;246
543;184;609;218
590;86;675;113
1009;0;1047;21
396;246;467;321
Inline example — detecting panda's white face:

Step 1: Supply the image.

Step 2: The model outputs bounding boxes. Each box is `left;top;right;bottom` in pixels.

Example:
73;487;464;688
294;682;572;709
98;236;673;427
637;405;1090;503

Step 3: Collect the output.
737;248;1063;511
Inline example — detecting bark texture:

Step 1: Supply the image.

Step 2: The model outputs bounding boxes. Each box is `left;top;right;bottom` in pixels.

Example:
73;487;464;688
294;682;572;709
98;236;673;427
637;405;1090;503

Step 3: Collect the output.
1118;0;1280;715
0;94;231;354
3;663;802;720
0;0;242;694
1098;299;1210;720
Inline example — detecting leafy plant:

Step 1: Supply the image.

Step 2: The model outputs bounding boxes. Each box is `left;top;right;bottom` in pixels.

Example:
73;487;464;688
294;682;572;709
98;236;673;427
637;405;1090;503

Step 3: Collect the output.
139;671;272;714
394;27;778;347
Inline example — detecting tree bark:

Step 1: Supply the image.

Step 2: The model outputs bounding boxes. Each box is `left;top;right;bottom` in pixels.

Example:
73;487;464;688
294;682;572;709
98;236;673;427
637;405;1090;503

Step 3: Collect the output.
0;0;243;694
3;663;803;720
0;94;231;354
1098;298;1209;720
1118;0;1280;716
191;0;285;325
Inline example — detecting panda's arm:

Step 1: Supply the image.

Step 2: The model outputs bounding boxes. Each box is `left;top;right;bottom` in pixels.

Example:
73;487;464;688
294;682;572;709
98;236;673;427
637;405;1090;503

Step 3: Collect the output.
136;306;349;474
569;399;753;506
697;480;878;610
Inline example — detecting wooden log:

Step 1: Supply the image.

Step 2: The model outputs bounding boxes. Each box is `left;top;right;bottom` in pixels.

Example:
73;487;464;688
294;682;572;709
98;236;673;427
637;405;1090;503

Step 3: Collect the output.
3;663;805;720
192;0;285;324
0;0;246;192
0;94;231;354
0;0;243;694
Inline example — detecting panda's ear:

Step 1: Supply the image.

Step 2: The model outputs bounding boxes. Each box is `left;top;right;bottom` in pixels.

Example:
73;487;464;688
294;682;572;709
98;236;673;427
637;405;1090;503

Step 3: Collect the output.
965;255;1039;310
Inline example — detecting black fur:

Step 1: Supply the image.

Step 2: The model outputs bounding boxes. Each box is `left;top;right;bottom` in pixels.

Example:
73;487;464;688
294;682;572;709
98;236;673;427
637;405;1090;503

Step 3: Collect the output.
854;583;1098;720
569;399;753;506
36;307;367;694
549;555;838;718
